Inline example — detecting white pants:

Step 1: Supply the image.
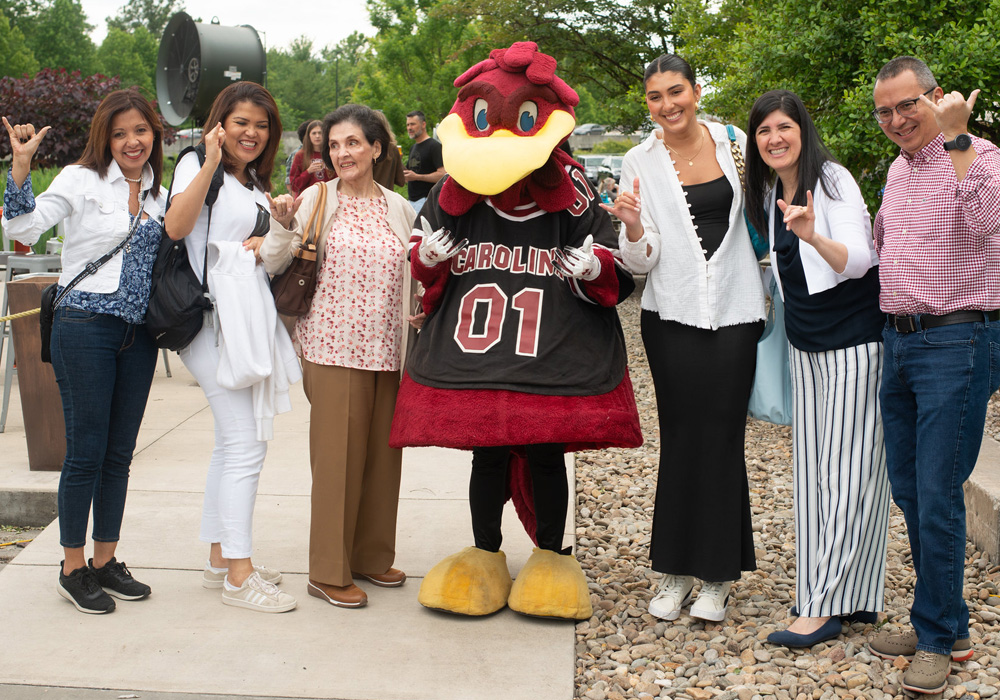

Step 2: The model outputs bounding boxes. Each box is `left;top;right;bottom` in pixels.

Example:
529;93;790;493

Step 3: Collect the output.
790;341;890;617
180;324;267;559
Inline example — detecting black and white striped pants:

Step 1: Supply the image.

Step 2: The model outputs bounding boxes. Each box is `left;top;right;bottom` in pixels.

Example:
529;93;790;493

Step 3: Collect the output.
790;341;890;617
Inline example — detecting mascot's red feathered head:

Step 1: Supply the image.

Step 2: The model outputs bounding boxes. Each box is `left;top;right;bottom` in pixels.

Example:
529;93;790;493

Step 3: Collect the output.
438;41;582;216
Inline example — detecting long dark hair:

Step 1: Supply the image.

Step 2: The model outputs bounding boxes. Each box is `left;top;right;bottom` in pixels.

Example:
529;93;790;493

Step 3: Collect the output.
201;82;282;192
77;89;164;191
744;90;840;237
300;119;324;162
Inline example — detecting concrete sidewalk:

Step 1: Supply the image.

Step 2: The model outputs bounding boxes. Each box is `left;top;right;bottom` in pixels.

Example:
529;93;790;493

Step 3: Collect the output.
0;352;576;700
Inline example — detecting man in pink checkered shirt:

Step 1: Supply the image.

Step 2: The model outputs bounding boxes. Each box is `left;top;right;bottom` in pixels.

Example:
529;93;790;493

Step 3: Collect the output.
867;56;1000;694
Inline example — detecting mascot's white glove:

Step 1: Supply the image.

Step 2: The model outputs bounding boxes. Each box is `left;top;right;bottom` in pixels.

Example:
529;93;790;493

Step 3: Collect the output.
553;235;601;281
416;216;468;267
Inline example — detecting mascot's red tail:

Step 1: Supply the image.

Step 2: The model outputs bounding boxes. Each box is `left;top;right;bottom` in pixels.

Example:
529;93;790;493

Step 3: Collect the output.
506;452;537;545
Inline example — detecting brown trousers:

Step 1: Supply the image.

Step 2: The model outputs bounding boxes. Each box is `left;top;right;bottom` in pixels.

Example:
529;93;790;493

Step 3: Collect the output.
302;360;402;587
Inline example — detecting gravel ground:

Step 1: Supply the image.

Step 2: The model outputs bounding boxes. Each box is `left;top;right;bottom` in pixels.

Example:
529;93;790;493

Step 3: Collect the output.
573;291;1000;700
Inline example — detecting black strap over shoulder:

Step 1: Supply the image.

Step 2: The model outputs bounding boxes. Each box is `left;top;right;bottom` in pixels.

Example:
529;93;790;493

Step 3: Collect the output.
164;142;224;294
166;143;225;211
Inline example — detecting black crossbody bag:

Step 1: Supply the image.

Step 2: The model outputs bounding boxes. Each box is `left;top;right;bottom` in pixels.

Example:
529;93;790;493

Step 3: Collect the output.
39;188;149;363
145;144;224;351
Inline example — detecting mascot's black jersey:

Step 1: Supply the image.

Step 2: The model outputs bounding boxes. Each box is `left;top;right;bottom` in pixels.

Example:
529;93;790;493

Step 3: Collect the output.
406;168;634;396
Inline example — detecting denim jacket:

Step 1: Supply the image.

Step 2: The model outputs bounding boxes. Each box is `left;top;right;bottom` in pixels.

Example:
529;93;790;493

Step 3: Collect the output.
3;161;166;294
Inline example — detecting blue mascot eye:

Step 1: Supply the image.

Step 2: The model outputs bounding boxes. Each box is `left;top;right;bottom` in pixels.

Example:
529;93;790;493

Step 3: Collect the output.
474;99;489;131
518;101;538;132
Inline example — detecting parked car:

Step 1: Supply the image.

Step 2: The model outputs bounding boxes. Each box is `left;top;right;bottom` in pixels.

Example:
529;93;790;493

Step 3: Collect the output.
175;127;203;141
601;155;625;183
573;123;606;136
577;155;606;186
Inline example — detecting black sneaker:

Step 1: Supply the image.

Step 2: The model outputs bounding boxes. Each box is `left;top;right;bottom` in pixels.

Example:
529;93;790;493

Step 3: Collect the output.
57;562;116;614
90;557;151;600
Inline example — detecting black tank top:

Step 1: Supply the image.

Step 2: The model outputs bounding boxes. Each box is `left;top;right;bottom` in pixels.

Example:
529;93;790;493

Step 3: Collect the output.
681;175;732;260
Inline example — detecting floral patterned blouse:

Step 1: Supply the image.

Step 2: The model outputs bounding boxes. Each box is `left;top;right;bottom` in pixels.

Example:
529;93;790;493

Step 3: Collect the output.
296;194;405;371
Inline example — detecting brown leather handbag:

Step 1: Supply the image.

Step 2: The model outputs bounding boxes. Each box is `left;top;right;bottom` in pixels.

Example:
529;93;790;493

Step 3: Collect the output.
270;183;327;317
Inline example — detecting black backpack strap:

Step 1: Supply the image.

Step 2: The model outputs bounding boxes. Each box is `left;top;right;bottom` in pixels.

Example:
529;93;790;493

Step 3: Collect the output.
165;143;223;296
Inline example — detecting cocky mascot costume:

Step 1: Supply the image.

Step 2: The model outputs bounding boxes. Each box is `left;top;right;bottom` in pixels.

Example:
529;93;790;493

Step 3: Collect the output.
389;41;642;620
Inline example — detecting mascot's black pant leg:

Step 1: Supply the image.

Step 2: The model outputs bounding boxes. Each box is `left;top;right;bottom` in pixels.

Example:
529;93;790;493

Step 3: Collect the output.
470;443;568;554
470;446;509;552
525;443;569;554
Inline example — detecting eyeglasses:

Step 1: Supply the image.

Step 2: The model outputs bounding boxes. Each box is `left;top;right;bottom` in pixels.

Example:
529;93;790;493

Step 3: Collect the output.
871;88;935;124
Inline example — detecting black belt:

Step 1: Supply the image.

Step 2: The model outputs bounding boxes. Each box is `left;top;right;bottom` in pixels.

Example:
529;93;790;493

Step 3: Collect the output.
888;309;1000;333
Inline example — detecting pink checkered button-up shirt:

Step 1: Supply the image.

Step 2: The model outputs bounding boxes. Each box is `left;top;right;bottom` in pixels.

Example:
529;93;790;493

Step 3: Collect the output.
874;132;1000;315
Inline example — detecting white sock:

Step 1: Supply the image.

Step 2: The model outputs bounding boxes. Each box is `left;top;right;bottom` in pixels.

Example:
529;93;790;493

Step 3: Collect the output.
223;576;241;591
206;560;227;574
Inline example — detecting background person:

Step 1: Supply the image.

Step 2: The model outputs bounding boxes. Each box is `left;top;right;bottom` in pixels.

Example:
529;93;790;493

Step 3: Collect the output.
2;90;166;614
603;54;765;624
743;90;888;648
866;56;1000;695
261;103;416;609
372;110;405;190
403;109;445;212
284;119;311;196
164;81;297;614
289;119;329;197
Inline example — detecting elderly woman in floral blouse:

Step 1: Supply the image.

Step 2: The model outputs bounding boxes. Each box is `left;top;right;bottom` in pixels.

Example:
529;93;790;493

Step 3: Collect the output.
261;103;416;609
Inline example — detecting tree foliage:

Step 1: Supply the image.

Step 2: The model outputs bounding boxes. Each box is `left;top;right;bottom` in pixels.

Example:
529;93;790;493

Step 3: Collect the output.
0;9;38;78
353;0;486;144
24;0;96;74
96;26;158;97
106;0;183;36
674;0;1000;206
0;69;122;168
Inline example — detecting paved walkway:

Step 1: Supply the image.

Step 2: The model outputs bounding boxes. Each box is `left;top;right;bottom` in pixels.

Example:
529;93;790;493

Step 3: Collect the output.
0;350;575;699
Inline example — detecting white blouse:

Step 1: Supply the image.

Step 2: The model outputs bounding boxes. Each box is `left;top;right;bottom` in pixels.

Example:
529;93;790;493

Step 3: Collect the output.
618;121;766;330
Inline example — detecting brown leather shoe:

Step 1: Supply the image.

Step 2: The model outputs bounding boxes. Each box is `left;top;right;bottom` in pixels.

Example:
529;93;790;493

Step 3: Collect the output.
307;579;367;608
352;568;406;587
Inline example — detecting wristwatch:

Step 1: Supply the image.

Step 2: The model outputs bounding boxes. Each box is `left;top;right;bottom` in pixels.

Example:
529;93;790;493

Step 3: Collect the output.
944;134;972;151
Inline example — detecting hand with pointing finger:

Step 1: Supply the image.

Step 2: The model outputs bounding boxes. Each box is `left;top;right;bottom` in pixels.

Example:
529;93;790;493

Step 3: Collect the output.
777;190;816;244
600;175;642;232
266;191;303;230
919;89;979;140
204;122;225;167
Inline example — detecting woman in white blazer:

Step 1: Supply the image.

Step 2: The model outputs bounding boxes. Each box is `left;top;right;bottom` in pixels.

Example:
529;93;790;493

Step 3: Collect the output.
603;54;766;624
744;90;889;647
2;91;166;614
262;104;416;610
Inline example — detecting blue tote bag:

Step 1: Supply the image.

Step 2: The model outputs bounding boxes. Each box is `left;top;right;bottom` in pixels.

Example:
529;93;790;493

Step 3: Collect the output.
748;276;793;426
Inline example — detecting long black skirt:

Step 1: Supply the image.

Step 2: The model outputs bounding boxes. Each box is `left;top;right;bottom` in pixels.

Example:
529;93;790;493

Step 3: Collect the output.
642;311;764;582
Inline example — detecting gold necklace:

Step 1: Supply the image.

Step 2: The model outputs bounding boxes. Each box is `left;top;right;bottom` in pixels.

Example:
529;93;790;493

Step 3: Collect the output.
662;129;706;167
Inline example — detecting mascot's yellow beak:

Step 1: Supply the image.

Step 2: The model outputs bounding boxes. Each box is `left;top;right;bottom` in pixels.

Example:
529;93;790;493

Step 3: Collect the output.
439;110;576;196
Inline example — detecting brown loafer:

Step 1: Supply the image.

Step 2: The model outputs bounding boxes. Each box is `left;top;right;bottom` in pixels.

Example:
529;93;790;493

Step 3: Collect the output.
352;568;406;588
307;579;367;608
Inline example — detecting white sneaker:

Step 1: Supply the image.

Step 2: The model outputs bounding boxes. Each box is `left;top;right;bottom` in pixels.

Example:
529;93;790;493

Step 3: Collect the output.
690;580;731;622
202;563;282;589
221;571;296;613
648;574;695;620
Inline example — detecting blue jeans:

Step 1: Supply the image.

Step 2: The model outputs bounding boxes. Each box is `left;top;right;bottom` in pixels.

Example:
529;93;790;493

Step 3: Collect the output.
51;308;157;548
881;318;1000;654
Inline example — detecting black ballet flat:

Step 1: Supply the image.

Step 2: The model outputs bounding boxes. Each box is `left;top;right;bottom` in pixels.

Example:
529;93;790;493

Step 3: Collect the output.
767;616;843;648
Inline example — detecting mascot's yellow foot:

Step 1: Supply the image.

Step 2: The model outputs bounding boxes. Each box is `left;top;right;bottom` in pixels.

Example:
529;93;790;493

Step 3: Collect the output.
508;548;593;620
418;546;512;616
